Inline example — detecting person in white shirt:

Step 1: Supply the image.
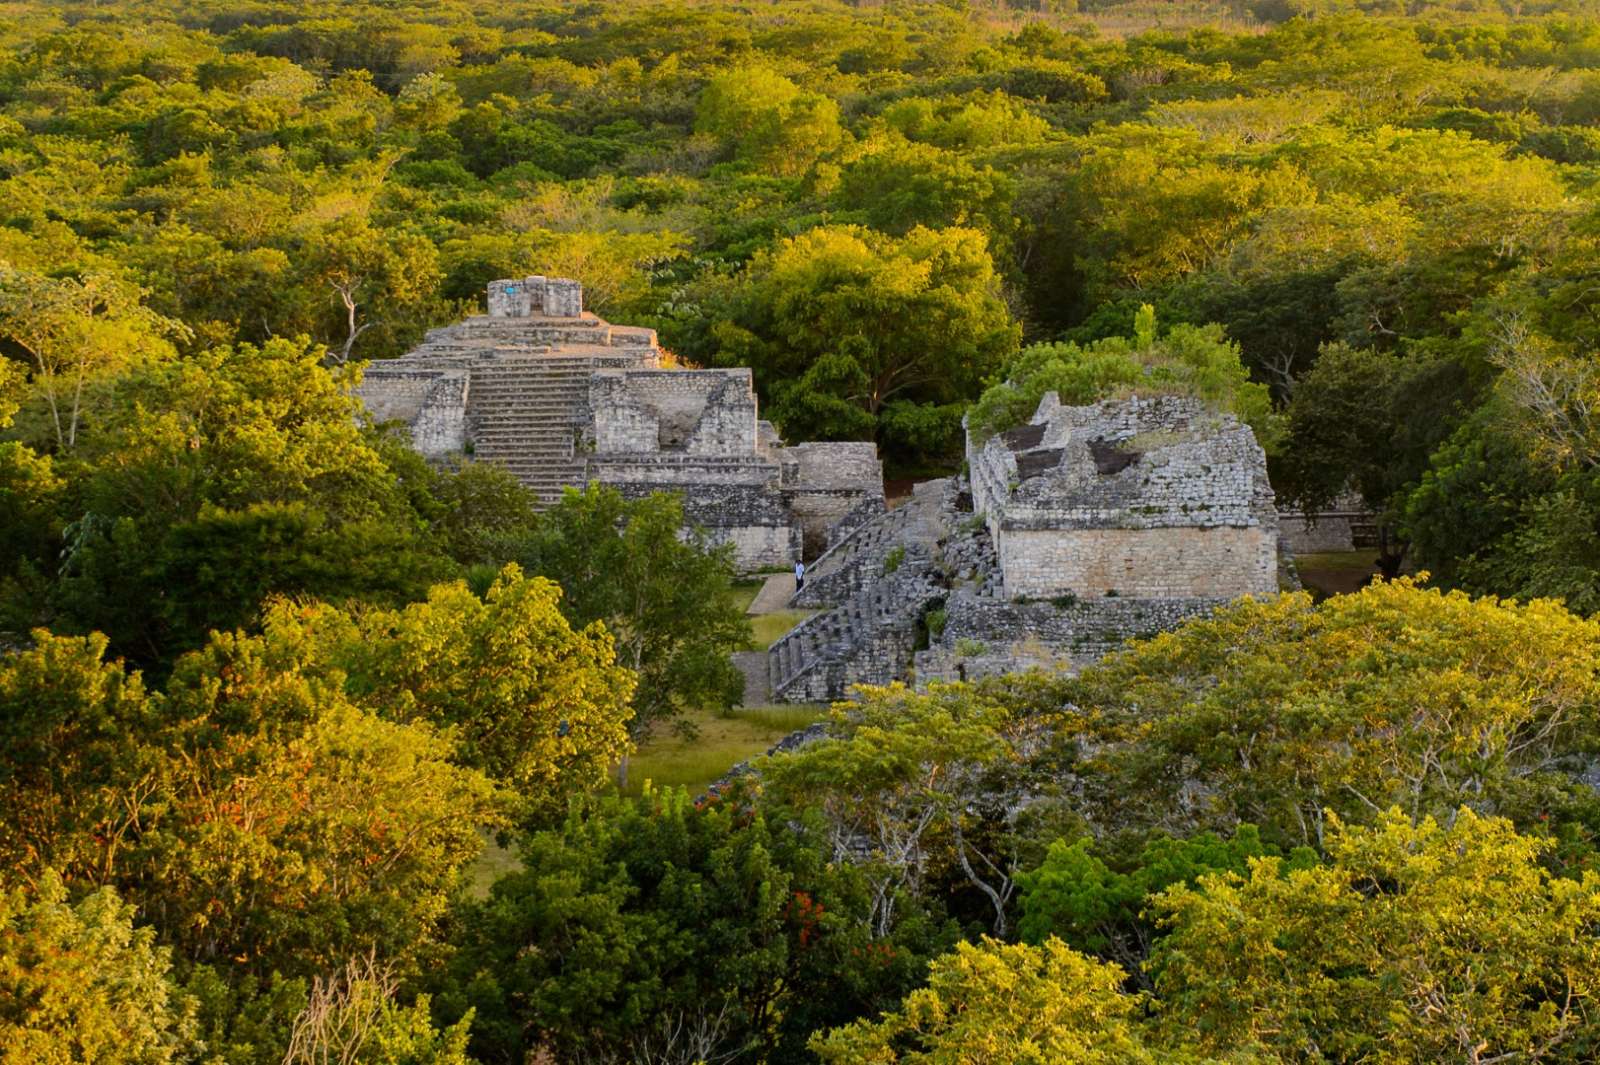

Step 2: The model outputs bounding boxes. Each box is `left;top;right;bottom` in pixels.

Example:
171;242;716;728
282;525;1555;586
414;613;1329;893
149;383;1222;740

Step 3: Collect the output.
794;559;805;592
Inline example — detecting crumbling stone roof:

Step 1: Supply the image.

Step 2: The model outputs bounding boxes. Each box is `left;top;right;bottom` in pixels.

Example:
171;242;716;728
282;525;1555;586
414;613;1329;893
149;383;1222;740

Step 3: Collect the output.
971;393;1277;533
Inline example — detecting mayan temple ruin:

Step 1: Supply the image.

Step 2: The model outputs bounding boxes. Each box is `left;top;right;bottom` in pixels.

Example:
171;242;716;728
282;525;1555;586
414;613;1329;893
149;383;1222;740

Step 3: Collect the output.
762;393;1284;702
356;277;886;571
360;277;1289;703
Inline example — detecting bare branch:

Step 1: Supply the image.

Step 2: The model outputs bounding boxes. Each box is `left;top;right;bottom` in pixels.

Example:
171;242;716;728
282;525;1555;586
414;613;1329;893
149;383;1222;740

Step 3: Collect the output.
328;276;376;366
281;949;397;1065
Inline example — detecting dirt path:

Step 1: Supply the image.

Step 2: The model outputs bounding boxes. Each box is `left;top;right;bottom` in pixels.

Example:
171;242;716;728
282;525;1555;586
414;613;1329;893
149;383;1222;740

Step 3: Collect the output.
746;572;797;614
730;650;772;706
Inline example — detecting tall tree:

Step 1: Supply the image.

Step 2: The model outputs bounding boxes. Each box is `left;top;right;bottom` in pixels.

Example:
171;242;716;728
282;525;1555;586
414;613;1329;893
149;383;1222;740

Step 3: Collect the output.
1069;578;1600;852
0;270;183;451
695;66;844;176
0;875;194;1065
707;225;1019;458
810;936;1153;1065
514;485;748;743
54;337;448;666
278;564;637;814
760;684;1054;940
1152;809;1600;1063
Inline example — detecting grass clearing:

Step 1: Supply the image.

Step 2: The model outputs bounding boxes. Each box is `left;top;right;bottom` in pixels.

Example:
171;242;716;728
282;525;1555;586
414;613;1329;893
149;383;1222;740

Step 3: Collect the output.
463;579;821;885
750;609;813;649
465;705;827;890
619;703;825;796
465;828;521;899
729;579;764;613
728;704;826;731
1297;550;1382;572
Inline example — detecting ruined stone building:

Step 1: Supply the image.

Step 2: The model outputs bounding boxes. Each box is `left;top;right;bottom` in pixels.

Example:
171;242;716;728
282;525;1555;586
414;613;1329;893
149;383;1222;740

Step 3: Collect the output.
761;393;1283;702
967;393;1280;601
355;277;885;571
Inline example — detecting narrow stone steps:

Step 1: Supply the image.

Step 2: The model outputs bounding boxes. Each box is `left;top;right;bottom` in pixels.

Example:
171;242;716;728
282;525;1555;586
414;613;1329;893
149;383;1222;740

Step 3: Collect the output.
470;420;581;431
471;410;583;419
769;572;935;699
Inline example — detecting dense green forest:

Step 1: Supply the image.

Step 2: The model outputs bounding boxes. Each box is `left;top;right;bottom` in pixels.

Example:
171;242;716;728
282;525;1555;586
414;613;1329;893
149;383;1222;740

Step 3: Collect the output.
6;0;1600;1061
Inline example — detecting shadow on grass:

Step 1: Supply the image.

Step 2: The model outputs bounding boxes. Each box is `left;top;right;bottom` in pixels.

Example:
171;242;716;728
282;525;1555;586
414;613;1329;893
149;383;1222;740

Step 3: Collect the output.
750;610;813;649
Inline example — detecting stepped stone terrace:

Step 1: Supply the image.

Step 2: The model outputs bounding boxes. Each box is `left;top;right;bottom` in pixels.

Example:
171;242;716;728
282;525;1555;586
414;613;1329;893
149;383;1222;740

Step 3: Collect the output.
355;277;885;572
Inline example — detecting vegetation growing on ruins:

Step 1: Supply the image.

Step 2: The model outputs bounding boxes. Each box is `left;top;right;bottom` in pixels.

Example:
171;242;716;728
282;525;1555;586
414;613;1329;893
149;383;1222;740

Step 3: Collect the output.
967;304;1275;443
7;0;1600;1060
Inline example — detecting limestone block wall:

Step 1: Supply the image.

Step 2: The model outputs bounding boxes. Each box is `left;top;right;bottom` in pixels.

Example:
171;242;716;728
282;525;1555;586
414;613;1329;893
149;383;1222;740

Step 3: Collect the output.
487;276;543;317
966;424;1017;536
587;456;780;487
967;394;1279;601
997;525;1277;599
590;370;757;454
1001;428;1269;531
672;478;793;532
355;369;468;457
609;325;659;349
936;591;1228;670
774;442;885;557
1278;499;1375;553
686;376;758;455
590;374;658;453
785;489;886;559
1279;513;1357;553
711;524;802;573
597;465;799;572
544;278;583;317
781;442;884;492
356;372;430;425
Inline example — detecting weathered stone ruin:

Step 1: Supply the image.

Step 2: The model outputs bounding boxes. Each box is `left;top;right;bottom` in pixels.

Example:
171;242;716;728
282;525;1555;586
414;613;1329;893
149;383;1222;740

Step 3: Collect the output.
762;393;1284;702
355;277;885;571
361;281;1289;702
967;393;1280;601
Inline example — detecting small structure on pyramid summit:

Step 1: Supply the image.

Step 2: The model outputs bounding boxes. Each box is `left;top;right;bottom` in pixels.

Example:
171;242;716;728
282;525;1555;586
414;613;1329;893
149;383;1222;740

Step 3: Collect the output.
355;277;886;572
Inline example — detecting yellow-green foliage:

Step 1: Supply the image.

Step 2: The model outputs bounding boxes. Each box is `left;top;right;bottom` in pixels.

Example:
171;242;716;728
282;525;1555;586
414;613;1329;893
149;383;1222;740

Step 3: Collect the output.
273;563;637;813
815;808;1600;1063
1073;578;1600;846
0;876;193;1065
1152;809;1600;1062
969;305;1276;444
811;936;1152;1064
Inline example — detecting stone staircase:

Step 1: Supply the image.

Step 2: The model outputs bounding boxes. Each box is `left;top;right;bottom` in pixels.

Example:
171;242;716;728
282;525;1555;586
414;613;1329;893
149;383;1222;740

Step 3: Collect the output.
768;568;942;703
363;303;663;506
467;356;600;506
793;478;953;608
730;650;772;707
